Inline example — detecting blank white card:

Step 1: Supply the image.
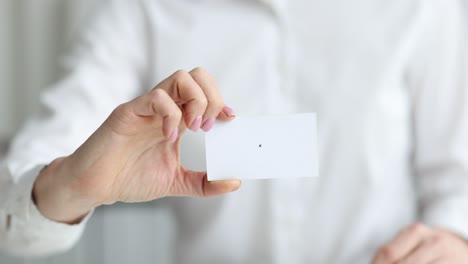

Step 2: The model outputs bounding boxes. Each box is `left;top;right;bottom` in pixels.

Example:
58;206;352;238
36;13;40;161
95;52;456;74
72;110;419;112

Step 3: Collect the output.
205;113;319;181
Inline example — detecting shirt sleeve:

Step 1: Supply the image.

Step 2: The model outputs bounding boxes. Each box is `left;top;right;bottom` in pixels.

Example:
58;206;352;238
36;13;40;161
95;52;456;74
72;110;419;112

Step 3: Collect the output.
408;0;468;239
0;164;93;256
0;0;150;256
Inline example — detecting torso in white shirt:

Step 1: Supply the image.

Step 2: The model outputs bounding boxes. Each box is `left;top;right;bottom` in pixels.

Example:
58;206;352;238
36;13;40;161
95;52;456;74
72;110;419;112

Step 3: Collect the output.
140;1;424;263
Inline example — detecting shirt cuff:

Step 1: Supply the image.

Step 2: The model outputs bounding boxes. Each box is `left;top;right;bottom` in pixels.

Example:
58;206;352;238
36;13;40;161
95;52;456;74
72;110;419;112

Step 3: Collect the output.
1;165;92;256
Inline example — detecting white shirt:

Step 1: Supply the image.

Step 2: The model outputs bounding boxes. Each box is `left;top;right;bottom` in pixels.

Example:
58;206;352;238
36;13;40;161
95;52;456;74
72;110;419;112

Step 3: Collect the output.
1;0;468;262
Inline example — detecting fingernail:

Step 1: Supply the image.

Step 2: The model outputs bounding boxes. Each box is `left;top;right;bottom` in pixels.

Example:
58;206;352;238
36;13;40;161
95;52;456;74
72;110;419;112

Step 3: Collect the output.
222;106;236;117
169;128;178;143
190;115;203;131
230;180;241;191
201;118;215;132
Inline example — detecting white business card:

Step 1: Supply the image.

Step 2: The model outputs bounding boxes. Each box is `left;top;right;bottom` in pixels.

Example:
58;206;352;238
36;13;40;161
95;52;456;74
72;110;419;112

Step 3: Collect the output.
205;113;319;181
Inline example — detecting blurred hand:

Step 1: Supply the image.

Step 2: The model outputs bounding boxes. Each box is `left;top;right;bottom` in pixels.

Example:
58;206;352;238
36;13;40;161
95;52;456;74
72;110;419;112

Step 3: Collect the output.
33;67;240;223
372;223;468;264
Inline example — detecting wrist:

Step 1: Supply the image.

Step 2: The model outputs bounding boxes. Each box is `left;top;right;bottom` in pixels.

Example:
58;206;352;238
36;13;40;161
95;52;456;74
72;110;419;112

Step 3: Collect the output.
33;157;98;224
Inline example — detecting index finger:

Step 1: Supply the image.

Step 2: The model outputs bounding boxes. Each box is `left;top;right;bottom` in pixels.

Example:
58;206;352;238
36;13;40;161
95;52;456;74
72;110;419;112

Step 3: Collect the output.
155;70;208;131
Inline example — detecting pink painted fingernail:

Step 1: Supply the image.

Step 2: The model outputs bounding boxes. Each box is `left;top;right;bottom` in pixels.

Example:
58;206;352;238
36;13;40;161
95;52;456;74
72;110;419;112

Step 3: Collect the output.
169;128;178;143
190;115;203;131
201;118;215;132
222;106;236;117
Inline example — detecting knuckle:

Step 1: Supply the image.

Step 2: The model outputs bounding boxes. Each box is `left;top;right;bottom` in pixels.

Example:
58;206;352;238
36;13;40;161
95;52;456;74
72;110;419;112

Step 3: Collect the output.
113;103;127;112
430;233;446;247
109;103;134;124
198;97;209;108
150;89;166;102
113;103;130;116
409;223;427;236
174;69;191;81
191;66;207;75
173;70;195;92
191;66;217;84
430;236;442;246
207;98;224;112
378;246;398;262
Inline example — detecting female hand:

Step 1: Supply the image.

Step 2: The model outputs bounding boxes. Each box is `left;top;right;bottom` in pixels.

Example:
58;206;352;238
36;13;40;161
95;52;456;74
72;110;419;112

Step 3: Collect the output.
33;67;240;223
372;223;468;264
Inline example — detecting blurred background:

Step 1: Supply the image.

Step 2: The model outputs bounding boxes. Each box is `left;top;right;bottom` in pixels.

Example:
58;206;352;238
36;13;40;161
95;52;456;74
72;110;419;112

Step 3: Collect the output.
0;1;174;263
0;0;92;142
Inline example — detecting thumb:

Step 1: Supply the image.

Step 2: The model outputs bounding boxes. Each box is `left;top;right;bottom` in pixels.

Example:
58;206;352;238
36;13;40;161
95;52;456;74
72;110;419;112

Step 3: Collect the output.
171;169;241;197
